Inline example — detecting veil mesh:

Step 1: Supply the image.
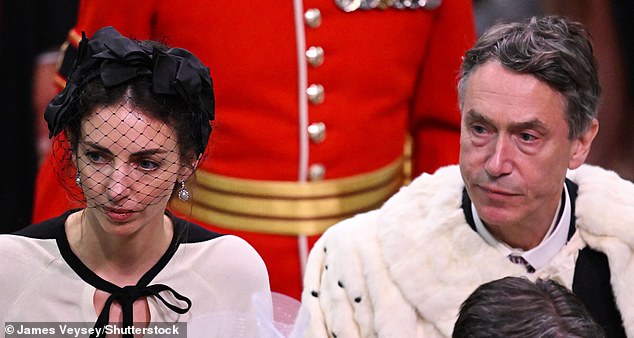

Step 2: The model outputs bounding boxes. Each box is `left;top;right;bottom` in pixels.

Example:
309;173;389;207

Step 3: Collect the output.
44;26;214;212
51;95;194;211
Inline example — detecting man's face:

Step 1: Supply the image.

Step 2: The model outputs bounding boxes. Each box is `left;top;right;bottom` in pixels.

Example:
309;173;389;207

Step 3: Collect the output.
459;61;595;235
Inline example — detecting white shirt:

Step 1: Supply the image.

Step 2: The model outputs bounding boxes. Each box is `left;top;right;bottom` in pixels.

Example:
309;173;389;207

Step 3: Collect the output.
0;210;272;337
472;183;572;271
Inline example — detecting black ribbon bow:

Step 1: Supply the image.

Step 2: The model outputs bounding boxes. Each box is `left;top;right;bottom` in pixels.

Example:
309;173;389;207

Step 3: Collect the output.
44;26;215;155
90;284;192;338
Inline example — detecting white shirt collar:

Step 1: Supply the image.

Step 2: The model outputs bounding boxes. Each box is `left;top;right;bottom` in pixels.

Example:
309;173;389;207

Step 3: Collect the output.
472;183;571;271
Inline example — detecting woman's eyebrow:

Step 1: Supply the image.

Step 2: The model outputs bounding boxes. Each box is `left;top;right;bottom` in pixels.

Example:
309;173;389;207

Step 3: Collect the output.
82;141;113;155
82;141;170;157
131;148;170;157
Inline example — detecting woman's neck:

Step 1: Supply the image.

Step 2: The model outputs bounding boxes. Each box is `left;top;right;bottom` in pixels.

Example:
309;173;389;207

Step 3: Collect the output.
65;209;174;286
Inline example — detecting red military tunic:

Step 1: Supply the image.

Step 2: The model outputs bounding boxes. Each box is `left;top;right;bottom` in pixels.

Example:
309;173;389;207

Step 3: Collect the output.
33;0;475;299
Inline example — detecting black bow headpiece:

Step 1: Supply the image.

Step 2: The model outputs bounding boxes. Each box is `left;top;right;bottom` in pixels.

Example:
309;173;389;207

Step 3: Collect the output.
44;26;215;155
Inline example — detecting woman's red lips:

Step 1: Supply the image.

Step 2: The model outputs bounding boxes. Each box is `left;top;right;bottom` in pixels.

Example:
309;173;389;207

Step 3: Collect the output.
103;207;136;222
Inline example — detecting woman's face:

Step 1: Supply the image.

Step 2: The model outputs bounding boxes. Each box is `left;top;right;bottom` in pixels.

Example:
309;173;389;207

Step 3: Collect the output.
75;102;186;235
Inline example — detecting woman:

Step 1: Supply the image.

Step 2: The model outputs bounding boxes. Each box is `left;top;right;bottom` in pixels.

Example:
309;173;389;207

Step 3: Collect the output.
0;27;271;336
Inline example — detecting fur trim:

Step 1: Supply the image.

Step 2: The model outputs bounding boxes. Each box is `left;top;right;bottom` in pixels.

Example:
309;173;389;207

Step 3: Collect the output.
379;166;531;335
569;165;634;337
303;164;634;337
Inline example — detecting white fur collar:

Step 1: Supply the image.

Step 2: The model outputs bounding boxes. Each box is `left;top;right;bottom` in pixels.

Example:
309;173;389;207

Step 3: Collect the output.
376;164;634;336
568;165;634;336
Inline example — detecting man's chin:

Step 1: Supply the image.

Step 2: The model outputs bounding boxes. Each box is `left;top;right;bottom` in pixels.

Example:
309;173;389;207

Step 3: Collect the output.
477;206;517;228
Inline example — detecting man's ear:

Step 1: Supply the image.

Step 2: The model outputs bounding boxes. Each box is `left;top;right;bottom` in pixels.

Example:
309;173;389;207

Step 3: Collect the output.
569;118;598;169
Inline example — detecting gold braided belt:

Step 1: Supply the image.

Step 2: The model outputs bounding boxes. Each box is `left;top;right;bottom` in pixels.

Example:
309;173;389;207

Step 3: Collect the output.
169;158;404;236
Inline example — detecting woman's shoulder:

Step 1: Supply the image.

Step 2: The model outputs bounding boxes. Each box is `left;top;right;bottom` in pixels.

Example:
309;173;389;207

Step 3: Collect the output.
0;210;76;258
0;215;71;294
11;209;77;239
183;232;265;270
170;215;224;243
170;216;266;273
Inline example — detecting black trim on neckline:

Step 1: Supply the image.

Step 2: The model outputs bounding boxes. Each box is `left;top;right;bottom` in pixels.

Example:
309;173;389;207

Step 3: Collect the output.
461;189;476;232
56;211;179;292
13;209;79;239
51;210;220;337
564;179;578;241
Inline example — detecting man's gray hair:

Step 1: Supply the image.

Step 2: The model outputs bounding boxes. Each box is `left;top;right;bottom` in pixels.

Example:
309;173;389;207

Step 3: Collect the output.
452;277;605;338
457;16;600;139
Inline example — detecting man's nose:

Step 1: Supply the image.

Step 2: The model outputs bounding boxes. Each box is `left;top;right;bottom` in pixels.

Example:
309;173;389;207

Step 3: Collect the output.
484;136;513;177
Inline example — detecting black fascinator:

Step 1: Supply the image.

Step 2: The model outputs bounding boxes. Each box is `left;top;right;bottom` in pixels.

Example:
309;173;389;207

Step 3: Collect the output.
44;26;215;155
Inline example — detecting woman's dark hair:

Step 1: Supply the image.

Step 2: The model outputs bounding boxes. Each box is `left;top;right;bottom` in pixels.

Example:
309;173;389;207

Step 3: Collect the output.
46;26;215;164
44;26;214;203
66;74;200;167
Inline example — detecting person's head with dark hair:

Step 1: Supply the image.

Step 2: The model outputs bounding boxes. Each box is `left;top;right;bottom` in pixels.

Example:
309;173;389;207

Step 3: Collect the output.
301;15;627;338
453;277;606;338
45;26;215;212
5;26;271;336
458;15;599;139
458;15;599;252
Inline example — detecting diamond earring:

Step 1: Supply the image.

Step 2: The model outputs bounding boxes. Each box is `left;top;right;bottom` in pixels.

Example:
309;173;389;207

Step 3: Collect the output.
178;179;190;201
75;172;81;186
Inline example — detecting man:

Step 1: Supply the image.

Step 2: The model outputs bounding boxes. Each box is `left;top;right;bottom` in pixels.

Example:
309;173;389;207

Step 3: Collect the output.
302;16;630;337
31;0;475;299
453;277;605;338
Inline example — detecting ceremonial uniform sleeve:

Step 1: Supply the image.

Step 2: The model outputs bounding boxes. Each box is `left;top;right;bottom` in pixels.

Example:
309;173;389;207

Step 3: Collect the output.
409;0;475;176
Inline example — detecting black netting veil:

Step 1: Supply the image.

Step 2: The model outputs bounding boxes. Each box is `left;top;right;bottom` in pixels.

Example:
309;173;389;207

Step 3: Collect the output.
53;97;191;210
44;26;214;210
